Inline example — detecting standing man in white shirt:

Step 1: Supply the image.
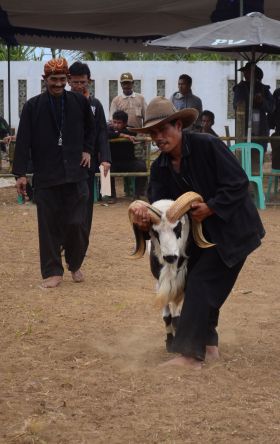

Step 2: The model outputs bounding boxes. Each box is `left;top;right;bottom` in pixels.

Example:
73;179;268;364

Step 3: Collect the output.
109;72;147;129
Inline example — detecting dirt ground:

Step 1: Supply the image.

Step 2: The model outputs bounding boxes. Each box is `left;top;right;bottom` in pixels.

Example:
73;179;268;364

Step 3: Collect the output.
0;182;280;444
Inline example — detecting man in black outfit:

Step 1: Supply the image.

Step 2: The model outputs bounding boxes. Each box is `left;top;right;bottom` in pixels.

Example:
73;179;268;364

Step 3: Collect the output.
13;58;95;288
130;97;265;369
107;110;147;202
68;62;111;235
268;86;280;169
0;115;10;157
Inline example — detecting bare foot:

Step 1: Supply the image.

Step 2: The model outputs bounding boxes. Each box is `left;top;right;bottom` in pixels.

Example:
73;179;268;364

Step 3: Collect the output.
159;356;203;369
206;345;220;361
71;269;84;283
41;275;63;288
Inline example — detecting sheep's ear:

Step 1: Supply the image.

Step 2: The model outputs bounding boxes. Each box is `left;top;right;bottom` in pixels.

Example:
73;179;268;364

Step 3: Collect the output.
130;224;147;259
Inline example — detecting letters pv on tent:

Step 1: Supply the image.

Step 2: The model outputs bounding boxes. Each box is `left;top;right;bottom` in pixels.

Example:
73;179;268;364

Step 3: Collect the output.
211;39;246;46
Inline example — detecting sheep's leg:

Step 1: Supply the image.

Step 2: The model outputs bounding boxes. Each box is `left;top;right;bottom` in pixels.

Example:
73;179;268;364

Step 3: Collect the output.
162;305;174;352
169;300;183;333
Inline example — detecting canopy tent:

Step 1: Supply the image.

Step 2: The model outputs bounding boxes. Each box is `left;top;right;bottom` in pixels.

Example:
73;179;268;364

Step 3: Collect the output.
0;0;276;52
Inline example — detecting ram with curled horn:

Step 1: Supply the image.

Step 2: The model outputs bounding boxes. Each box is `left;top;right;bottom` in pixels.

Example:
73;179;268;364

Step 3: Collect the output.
128;191;214;351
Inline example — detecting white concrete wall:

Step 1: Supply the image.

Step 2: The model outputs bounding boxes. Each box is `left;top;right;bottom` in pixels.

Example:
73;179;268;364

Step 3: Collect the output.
1;60;280;137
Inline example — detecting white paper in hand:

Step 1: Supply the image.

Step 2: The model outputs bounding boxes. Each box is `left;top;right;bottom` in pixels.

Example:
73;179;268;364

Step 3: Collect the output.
99;165;111;197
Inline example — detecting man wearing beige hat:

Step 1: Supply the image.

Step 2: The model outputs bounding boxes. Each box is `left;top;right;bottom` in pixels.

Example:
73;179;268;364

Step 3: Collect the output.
109;72;146;129
12;58;95;288
130;97;265;369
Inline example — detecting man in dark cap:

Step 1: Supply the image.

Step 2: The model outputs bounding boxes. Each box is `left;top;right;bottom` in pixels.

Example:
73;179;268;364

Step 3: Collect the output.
130;97;265;369
233;62;274;152
12;58;95;288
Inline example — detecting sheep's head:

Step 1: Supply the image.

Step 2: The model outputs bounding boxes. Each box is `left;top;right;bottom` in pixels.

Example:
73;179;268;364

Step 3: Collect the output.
128;192;215;259
149;199;189;265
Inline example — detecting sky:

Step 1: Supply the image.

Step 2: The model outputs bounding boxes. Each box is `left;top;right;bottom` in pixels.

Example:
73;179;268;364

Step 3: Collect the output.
35;47;78;61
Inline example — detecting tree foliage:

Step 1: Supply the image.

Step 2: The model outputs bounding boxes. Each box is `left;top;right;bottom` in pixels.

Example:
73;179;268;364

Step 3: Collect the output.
0;43;45;61
2;44;280;62
63;50;232;62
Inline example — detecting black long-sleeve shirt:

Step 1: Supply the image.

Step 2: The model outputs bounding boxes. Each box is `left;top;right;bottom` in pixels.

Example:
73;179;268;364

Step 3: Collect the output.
88;96;111;170
148;130;265;267
13;90;95;188
107;125;136;162
0;116;10;139
233;80;274;138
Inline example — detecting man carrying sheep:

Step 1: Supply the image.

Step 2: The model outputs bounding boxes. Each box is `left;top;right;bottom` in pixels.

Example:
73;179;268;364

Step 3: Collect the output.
130;97;265;369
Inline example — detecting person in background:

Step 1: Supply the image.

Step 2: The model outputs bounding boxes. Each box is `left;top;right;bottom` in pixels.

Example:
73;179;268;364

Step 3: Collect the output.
107;110;147;203
0;115;10;157
109;72;146;129
12;58;95;288
130;96;265;369
170;74;203;128
200;110;219;137
4;134;34;201
68;61;111;235
3;135;16;144
233;62;274;153
267;85;280;170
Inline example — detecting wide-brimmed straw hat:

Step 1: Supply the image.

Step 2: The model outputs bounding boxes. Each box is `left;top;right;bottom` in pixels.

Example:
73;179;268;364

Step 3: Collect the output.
131;96;199;133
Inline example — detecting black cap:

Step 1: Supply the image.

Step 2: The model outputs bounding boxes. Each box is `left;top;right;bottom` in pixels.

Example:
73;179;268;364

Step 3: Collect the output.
238;62;263;80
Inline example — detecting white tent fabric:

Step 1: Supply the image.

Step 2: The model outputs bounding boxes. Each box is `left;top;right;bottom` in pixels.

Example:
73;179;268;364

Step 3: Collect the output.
0;0;278;52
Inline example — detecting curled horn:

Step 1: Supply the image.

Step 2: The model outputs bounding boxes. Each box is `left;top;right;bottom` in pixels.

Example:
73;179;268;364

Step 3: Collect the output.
166;192;215;249
128;200;162;258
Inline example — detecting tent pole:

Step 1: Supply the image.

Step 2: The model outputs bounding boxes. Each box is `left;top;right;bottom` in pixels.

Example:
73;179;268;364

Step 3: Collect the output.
234;59;237;137
247;48;256;143
7;44;11;129
235;0;244;141
239;0;244;16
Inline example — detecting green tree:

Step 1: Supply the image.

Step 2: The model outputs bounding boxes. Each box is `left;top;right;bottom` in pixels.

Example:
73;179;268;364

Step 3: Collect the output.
60;50;127;61
0;43;45;61
64;50;280;62
123;52;232;61
62;49;233;62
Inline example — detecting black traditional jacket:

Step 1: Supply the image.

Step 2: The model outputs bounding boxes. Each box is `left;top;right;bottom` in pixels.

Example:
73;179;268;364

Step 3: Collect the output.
88;96;111;170
13;90;95;188
148;131;265;267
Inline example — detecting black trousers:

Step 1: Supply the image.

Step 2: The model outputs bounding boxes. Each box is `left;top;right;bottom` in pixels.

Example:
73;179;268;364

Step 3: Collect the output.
35;181;89;279
172;246;246;361
86;171;95;237
110;159;147;198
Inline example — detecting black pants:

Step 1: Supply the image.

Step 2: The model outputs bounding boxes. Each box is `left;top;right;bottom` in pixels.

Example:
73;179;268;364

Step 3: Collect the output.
110;160;147;198
86;171;95;237
35;181;89;279
172;246;246;361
